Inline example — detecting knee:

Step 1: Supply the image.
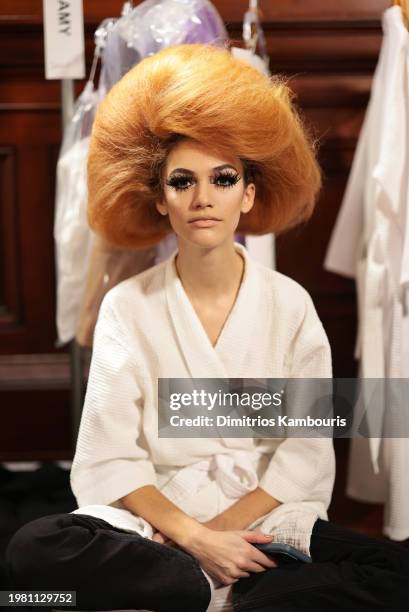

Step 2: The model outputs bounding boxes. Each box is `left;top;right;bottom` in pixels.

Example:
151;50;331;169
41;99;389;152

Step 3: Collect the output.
6;514;69;588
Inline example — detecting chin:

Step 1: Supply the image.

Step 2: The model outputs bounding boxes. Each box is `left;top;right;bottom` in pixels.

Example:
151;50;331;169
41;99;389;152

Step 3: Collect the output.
178;230;234;250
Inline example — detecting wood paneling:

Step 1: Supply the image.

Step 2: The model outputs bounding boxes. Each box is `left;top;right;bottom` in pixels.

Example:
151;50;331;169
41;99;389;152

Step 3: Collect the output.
0;147;20;327
0;109;61;353
0;0;390;454
0;353;70;390
0;1;391;23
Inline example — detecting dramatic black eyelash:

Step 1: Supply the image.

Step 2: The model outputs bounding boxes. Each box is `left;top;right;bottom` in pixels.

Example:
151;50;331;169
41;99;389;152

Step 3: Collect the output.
211;171;241;188
165;171;241;191
165;175;193;191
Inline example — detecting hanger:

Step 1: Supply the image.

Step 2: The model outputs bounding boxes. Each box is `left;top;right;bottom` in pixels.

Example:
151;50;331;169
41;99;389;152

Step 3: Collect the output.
392;0;409;29
88;0;131;87
121;1;133;17
243;0;269;66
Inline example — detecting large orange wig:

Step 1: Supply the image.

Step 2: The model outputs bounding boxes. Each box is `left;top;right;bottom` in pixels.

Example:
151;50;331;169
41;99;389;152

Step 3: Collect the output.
87;43;322;248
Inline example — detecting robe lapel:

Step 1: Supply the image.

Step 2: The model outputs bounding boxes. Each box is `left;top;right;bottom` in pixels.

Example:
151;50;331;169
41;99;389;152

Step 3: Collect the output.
165;242;260;380
213;243;260;377
165;248;228;379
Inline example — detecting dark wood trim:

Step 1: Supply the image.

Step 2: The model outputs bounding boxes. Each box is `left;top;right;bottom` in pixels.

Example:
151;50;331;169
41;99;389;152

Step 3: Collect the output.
0;19;384;29
0;146;20;326
0;103;60;112
0;353;71;389
0;450;73;461
0;20;382;80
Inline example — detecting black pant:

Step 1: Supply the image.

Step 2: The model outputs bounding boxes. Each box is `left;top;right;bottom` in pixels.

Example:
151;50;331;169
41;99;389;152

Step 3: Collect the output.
5;513;409;611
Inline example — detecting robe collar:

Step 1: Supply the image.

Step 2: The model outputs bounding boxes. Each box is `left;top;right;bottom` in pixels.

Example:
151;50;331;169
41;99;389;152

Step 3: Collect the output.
165;242;260;379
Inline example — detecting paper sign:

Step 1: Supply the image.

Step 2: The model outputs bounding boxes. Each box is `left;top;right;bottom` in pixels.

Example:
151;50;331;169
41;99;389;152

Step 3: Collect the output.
43;0;85;79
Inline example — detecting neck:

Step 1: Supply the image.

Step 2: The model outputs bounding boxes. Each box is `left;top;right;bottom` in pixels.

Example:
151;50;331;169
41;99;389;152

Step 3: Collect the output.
174;240;244;301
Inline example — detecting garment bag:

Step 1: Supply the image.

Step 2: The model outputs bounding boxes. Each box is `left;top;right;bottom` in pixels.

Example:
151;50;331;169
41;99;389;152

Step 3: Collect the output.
54;81;101;345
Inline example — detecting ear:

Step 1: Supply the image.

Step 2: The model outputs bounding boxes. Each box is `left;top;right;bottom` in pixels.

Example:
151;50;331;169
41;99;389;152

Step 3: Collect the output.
156;200;168;216
241;182;255;214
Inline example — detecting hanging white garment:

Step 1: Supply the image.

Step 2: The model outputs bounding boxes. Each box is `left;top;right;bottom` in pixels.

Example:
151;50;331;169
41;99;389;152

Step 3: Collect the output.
70;243;335;557
54;135;93;345
54;14;117;346
54;70;105;346
324;6;409;540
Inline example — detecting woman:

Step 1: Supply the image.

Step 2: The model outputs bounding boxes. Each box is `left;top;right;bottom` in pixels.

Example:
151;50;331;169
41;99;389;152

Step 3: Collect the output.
6;44;409;612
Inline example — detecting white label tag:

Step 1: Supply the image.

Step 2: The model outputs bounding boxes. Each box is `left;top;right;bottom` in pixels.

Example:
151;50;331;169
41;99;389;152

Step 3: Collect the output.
231;47;270;77
43;0;85;79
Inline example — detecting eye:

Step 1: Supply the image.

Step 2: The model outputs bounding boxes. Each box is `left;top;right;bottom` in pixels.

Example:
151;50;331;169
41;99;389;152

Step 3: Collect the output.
165;175;194;191
165;170;241;192
211;171;241;189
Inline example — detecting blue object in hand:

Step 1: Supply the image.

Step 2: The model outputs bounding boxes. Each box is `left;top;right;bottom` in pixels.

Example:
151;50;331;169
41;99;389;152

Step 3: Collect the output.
253;541;312;564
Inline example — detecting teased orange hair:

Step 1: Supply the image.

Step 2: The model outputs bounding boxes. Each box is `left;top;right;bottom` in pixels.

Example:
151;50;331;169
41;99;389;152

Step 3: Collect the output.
88;43;322;248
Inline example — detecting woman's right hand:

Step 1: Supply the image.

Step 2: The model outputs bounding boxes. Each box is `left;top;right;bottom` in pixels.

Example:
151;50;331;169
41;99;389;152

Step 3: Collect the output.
181;527;277;585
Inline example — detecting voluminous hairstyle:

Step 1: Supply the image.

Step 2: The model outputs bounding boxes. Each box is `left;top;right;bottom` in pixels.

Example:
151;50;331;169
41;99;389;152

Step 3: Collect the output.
88;43;322;248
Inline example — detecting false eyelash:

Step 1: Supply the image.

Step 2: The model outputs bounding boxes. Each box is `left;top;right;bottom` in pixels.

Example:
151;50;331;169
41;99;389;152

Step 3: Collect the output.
211;171;241;188
166;171;241;192
165;176;194;191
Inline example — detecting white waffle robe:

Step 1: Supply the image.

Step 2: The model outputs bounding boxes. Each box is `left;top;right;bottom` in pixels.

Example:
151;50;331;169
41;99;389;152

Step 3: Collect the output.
71;242;335;557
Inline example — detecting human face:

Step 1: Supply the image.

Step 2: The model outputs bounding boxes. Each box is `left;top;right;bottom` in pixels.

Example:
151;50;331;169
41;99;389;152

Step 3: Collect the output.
156;139;255;249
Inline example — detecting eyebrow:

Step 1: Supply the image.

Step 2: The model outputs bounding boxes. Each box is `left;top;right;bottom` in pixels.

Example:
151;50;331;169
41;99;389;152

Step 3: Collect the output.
167;163;238;176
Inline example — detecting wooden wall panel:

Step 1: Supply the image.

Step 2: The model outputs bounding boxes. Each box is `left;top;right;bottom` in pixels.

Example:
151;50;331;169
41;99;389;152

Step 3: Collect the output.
0;146;20;327
0;1;391;24
0;0;392;456
275;78;367;376
0;109;61;353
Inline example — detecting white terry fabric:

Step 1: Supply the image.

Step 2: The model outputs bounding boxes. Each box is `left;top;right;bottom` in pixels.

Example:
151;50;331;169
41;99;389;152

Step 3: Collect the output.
71;505;154;539
324;6;409;540
54;136;94;345
70;242;335;557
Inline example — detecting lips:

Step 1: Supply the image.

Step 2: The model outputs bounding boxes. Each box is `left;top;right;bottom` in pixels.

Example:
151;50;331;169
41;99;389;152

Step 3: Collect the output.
189;218;221;228
188;217;220;222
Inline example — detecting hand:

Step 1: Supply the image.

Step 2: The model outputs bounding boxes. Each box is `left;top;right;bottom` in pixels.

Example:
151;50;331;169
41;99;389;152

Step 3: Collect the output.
181;527;277;585
152;530;177;547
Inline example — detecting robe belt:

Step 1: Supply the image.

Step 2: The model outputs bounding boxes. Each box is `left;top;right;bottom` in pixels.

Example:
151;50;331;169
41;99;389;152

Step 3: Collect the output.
357;235;386;474
160;449;260;503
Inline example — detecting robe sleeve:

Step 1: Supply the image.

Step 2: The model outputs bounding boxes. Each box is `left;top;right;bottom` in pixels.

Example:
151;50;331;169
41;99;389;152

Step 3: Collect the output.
70;295;157;508
257;293;336;555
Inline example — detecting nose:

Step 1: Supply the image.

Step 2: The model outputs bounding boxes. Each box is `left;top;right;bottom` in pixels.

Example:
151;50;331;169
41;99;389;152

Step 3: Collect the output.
191;179;214;210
